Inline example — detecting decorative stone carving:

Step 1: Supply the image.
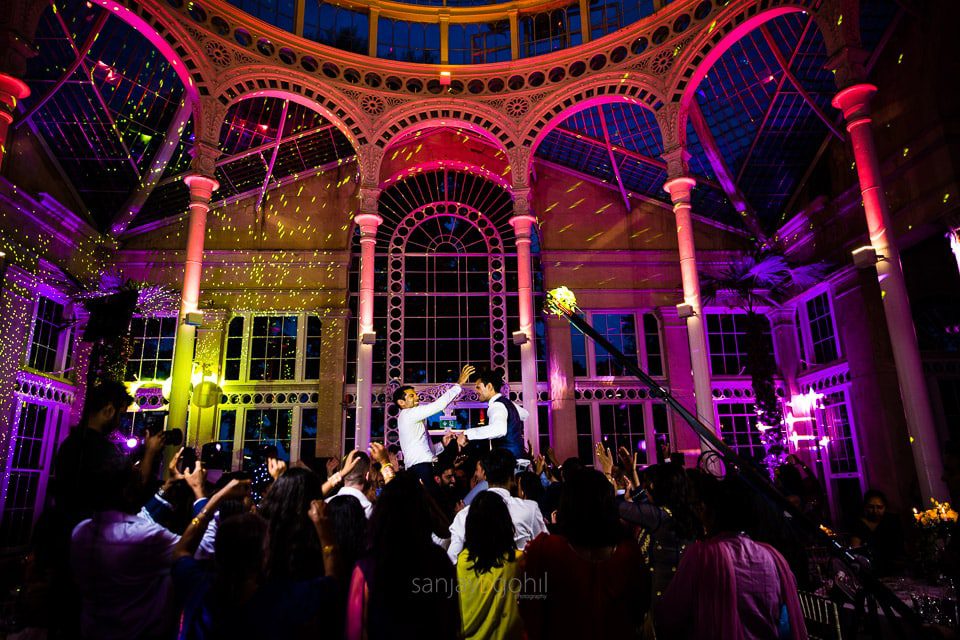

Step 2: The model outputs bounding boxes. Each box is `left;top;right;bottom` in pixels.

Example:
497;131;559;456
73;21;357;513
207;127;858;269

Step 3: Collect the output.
505;96;530;119
189;141;220;179
507;147;532;190
357;146;385;189
205;41;231;68
661;145;692;181
233;50;258;66
361;94;386;116
656;103;683;152
183;25;206;43
651;50;675;75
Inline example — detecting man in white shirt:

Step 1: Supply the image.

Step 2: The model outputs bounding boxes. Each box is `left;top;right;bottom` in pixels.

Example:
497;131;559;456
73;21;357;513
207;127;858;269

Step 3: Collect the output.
395;364;474;486
447;448;548;564
326;451;374;517
456;368;529;461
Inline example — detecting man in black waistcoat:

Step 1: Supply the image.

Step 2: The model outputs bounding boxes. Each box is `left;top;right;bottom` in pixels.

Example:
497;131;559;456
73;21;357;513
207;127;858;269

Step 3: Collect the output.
456;368;528;461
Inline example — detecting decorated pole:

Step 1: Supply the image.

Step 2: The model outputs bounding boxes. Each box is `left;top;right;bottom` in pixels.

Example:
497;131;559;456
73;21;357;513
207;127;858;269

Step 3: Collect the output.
544;286;924;629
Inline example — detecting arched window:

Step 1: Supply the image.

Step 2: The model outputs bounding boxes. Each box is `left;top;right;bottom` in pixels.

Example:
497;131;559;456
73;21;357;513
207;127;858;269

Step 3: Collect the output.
344;170;546;449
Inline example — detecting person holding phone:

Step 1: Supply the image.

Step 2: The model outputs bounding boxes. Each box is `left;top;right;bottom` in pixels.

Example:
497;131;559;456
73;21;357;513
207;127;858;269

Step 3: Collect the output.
394;364;475;486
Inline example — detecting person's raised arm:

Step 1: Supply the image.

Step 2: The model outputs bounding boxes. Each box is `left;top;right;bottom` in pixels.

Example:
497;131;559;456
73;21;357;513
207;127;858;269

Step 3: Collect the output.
402;365;475;422
322;449;361;496
368;443;395;484
464;401;508;441
308;499;342;579
173;478;250;561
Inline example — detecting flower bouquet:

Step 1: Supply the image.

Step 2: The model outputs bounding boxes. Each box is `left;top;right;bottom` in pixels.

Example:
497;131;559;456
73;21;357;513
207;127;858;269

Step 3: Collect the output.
913;499;958;577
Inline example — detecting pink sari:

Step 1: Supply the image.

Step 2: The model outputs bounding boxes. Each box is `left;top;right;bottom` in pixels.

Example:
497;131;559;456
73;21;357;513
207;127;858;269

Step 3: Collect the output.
655;535;808;640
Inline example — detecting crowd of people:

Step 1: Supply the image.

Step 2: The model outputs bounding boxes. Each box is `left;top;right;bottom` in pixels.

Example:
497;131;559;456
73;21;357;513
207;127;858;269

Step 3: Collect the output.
13;379;825;640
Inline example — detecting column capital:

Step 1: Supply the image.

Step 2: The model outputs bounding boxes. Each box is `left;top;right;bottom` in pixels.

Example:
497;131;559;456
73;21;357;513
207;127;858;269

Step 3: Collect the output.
355;212;383;237
188;141;221;179
358;185;382;215
510;214;537;238
831;83;877;123
661;145;692;181
0;72;28;124
826;46;870;92
507;147;532;190
512;186;532;217
663;176;696;203
183;173;220;202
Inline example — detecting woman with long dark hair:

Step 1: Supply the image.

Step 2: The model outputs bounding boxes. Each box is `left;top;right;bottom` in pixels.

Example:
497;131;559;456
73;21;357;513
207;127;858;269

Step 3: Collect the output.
325;494;368;577
258;467;325;581
457;491;524;640
519;469;648;640
619;462;701;599
174;502;343;639
346;472;459;640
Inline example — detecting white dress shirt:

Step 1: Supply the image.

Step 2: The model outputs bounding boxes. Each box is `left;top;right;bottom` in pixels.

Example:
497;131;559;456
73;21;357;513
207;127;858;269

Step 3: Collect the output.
397;384;461;467
71;511;180;640
326;485;374;518
464;393;529;443
446;487;548;564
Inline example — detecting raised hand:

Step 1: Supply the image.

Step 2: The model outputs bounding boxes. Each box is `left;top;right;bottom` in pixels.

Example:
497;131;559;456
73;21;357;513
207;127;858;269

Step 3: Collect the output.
457;433;468;449
533;454;546;476
595;442;614;475
308;498;329;526
546;447;560;468
184;463;207;500
457;364;476;386
368;442;390;467
617;446;637;470
165;448;186;486
267;457;287;480
341;449;362;476
325;456;340;476
442;429;455;447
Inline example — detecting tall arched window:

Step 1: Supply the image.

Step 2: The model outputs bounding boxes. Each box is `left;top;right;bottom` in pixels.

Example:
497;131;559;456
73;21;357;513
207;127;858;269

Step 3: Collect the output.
344;170;546;449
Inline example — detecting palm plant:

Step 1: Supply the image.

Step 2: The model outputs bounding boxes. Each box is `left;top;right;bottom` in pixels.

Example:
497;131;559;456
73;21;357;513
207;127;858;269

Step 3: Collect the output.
700;251;827;476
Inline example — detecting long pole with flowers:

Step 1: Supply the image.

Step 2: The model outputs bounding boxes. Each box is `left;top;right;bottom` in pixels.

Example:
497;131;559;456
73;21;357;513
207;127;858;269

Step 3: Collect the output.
545;286;924;629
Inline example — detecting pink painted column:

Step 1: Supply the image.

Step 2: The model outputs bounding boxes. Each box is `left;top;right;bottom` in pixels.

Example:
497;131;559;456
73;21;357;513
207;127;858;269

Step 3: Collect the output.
833;83;948;501
948;226;960;278
354;189;382;450
510;195;540;454
0;73;29;170
663;172;717;440
167;170;219;433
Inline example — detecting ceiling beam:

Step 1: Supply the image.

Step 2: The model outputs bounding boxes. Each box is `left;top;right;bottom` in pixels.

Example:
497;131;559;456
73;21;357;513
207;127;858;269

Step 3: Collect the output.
255;99;290;215
119;155;356;240
110;99;193;236
759;25;845;140
735;17;814;186
533;157;752;237
780;8;904;221
155;122;338;188
51;9;142;181
16;11;109;128
688;101;767;240
599;104;632;213
550;125;724;192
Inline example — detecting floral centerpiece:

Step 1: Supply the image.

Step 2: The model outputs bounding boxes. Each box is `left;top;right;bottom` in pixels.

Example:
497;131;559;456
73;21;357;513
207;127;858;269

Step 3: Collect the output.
913;499;958;577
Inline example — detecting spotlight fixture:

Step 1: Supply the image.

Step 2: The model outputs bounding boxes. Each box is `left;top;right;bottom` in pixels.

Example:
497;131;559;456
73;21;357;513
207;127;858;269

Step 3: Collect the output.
512;331;528;345
676;303;696;319
361;332;377;345
184;311;204;327
439;70;451;86
851;246;881;269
